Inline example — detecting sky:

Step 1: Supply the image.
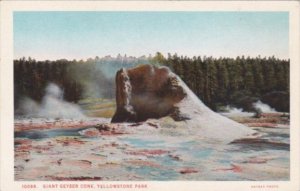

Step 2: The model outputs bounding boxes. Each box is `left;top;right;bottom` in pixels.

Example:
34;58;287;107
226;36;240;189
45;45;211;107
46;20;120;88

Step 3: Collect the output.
14;11;289;61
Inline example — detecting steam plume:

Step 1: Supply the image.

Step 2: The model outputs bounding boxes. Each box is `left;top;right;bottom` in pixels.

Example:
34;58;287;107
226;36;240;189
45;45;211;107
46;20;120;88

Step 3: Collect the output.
221;105;254;117
253;100;277;113
18;83;85;118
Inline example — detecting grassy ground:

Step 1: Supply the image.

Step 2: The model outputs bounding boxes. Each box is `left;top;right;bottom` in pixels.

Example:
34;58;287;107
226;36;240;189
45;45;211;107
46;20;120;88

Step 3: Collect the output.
79;98;116;118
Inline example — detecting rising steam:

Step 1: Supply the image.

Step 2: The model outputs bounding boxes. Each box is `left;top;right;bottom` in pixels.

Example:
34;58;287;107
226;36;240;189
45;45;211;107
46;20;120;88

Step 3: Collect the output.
66;55;144;99
220;105;254;117
253;100;277;113
18;83;85;118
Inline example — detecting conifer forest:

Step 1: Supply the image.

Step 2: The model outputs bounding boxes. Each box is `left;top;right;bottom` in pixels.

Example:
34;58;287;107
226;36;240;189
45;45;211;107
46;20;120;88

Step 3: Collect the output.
14;53;289;112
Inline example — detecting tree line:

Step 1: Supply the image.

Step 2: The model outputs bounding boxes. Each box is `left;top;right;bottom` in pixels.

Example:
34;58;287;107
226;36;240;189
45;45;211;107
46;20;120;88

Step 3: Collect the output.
14;56;142;110
14;58;83;107
158;53;289;111
14;54;289;112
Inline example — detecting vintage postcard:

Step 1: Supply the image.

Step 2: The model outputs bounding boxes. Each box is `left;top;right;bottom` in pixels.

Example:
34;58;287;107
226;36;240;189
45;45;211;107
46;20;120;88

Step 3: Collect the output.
0;1;299;191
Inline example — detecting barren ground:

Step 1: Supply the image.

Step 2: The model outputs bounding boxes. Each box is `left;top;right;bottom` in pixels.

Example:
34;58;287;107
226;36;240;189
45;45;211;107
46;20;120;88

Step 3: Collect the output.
14;112;289;181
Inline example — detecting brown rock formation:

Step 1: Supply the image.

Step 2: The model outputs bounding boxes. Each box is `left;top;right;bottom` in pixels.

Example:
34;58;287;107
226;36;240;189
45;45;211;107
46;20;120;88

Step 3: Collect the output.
111;64;186;122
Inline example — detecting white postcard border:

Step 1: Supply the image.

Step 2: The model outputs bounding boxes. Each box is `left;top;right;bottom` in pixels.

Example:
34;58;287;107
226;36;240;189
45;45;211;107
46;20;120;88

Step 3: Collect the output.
1;1;299;191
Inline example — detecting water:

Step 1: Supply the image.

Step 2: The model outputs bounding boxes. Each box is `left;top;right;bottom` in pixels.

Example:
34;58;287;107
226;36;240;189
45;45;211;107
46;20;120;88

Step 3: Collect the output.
15;128;84;139
14;118;289;181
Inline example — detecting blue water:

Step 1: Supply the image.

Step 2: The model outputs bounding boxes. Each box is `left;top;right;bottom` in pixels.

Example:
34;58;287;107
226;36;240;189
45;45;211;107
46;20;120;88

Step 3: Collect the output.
15;128;83;139
120;137;165;148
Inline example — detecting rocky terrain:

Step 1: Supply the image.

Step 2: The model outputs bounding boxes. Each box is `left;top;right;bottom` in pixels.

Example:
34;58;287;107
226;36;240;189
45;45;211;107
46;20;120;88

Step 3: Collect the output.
14;112;289;181
14;65;289;181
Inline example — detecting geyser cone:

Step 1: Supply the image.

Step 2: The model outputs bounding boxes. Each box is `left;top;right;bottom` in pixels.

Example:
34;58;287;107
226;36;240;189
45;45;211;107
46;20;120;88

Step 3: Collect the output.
112;65;185;122
111;64;255;142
